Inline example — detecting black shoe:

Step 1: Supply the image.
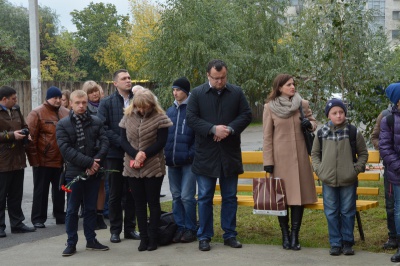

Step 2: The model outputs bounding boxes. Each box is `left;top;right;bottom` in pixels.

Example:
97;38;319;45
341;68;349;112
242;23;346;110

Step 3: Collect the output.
181;230;197;243
11;225;36;233
33;223;45;229
383;237;398;250
138;238;149;252
0;229;6;238
199;239;211;251
329;246;342;256
147;238;158;251
124;231;140;240
224;237;242;248
86;239;109;251
62;244;76;257
342;243;354;255
95;215;107;230
172;230;184;243
110;233;121;243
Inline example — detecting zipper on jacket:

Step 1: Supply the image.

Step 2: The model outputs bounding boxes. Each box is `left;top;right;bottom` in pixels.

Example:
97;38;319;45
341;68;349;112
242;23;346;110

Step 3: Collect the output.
172;108;180;166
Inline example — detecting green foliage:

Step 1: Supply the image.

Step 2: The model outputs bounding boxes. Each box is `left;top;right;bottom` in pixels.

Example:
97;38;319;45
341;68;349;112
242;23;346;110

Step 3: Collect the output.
144;0;290;109
286;0;400;138
71;2;129;81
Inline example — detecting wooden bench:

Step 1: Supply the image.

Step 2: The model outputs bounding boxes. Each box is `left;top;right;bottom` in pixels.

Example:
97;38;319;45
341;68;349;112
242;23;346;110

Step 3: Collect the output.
213;150;381;241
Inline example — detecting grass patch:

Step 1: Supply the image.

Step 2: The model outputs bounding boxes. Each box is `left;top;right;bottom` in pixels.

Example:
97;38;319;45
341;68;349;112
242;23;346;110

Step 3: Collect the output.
161;175;392;253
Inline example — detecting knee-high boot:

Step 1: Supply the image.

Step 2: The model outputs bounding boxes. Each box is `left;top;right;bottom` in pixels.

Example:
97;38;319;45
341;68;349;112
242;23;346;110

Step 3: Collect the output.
390;236;400;262
290;205;304;251
278;214;291;250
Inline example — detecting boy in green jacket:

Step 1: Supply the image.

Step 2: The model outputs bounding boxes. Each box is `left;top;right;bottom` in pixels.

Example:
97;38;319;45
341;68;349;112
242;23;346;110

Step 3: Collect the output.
311;98;368;256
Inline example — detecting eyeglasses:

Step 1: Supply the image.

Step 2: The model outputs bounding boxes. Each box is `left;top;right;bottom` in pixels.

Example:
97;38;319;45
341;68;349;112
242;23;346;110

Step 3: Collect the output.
208;75;227;81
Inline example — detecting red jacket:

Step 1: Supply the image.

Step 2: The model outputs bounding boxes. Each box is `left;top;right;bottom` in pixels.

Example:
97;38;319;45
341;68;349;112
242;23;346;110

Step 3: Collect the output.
26;101;69;168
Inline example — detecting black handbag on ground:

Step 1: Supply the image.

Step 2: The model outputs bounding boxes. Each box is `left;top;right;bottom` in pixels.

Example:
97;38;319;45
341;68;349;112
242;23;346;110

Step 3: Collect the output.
299;105;315;156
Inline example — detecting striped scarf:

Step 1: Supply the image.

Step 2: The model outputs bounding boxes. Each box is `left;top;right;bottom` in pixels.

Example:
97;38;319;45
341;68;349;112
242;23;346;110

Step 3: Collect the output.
72;111;89;143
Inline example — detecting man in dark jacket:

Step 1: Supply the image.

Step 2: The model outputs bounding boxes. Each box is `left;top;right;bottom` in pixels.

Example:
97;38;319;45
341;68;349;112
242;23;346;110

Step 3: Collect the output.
165;77;197;243
186;59;252;251
0;86;36;238
97;69;139;243
56;90;109;256
26;86;70;228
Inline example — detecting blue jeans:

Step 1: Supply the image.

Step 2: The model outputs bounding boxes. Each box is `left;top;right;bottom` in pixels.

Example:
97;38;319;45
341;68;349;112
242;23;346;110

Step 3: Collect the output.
196;173;238;241
65;177;100;246
323;182;357;247
392;183;400;237
168;165;197;232
383;169;396;238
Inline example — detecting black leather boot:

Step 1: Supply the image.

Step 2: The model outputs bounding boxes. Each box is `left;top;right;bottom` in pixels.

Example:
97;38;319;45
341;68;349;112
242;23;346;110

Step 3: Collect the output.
290;205;304;251
391;236;400;262
147;238;158;251
278;215;291;250
138;237;149;252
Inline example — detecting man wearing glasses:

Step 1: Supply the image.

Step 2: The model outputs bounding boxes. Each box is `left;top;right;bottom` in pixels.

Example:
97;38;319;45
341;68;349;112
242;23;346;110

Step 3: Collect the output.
186;59;252;251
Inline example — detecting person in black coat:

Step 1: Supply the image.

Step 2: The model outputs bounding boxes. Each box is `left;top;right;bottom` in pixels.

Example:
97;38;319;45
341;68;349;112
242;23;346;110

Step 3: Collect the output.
186;59;252;251
56;90;109;256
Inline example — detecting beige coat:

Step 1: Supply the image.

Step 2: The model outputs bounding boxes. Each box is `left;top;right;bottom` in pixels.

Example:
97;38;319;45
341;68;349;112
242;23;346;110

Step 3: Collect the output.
263;100;317;205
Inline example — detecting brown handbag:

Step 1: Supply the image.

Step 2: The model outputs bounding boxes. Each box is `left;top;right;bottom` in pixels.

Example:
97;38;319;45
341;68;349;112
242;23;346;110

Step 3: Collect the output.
253;175;287;216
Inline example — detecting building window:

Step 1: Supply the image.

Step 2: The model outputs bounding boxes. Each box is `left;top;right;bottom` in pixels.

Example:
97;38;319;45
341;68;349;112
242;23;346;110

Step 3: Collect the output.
393;30;400;40
394;11;400;20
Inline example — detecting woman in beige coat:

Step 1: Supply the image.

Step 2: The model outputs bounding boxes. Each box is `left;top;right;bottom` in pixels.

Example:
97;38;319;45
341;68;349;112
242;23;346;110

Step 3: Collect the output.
263;74;317;251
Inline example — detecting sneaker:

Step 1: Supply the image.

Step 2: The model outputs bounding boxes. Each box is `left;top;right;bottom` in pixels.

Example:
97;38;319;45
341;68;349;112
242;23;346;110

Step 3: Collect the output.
181;230;197;243
329;246;342;256
383;237;398;250
342;244;355;255
62;244;76;257
172;230;184;243
86;239;109;251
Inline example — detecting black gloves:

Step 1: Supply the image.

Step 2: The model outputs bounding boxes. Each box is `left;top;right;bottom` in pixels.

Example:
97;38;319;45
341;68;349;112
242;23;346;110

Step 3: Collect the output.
300;118;312;130
264;165;274;174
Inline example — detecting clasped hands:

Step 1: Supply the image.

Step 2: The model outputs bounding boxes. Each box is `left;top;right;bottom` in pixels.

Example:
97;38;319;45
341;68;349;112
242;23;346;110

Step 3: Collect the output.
131;151;146;169
86;158;101;176
213;125;231;142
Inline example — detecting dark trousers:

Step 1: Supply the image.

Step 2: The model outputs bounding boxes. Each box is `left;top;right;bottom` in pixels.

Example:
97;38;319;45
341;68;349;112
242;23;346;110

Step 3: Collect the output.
31;166;65;223
107;158;136;235
384;169;396;238
128;176;163;239
65;176;100;245
0;169;26;230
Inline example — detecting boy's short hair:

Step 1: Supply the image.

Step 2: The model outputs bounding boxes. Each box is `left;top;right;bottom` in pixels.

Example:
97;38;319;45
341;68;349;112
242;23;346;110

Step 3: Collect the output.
325;98;347;117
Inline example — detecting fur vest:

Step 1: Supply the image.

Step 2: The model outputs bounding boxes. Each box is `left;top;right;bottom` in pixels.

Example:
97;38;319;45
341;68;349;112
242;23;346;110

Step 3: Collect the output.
119;109;172;178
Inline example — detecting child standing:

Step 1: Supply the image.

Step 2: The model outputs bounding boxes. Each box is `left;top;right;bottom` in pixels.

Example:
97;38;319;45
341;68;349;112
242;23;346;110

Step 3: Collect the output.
311;98;368;256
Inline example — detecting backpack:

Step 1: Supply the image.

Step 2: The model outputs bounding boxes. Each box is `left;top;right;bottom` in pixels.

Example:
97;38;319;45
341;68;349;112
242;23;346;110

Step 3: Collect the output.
157;212;177;246
317;124;357;163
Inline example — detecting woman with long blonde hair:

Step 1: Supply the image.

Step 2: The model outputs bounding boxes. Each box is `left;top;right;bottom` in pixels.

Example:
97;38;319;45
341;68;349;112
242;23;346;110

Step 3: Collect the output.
119;89;172;251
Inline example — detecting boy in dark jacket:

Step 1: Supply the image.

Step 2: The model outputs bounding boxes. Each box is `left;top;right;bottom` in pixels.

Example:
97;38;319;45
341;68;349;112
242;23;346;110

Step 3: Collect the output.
164;77;197;243
311;98;368;256
56;90;109;256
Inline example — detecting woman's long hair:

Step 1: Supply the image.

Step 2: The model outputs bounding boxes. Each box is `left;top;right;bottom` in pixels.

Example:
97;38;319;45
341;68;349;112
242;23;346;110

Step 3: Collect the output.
124;88;165;116
266;74;294;103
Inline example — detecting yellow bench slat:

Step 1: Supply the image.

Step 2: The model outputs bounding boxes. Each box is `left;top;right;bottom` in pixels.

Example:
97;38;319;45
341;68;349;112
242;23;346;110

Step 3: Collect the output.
315;186;379;195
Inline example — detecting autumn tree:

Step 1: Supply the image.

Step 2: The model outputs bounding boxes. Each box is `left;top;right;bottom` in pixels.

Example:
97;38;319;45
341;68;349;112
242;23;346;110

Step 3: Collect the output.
96;0;160;79
71;2;129;80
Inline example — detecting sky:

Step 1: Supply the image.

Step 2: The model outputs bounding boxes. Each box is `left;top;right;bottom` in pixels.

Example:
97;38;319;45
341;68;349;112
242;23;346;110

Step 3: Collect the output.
8;0;135;32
